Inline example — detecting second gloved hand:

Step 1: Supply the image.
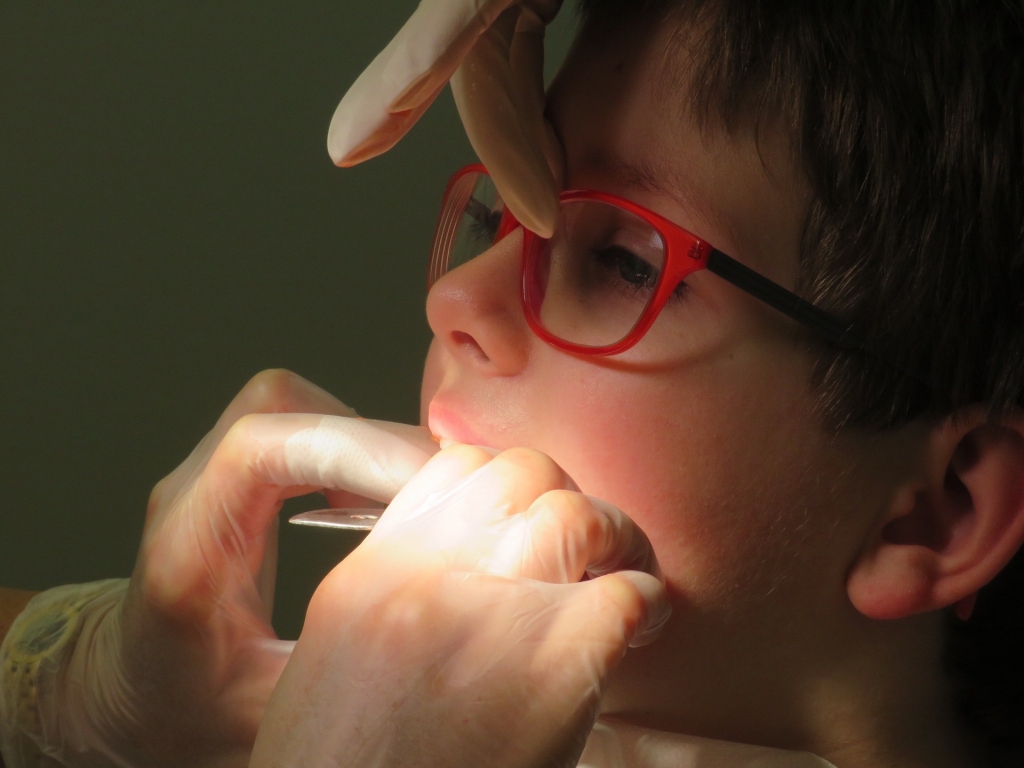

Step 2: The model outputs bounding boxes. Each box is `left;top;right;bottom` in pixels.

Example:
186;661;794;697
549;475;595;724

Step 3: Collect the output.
249;444;670;768
0;371;438;768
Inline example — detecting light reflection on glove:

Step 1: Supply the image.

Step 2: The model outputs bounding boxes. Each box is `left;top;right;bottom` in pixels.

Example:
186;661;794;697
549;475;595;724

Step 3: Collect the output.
0;371;438;768
249;445;670;768
328;0;566;238
578;720;840;768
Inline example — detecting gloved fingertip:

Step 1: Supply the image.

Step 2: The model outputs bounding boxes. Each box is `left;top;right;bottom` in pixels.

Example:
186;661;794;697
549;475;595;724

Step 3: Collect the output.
523;207;559;239
327;116;388;166
507;193;560;239
255;636;297;658
329;135;379;167
336;152;372;169
327;117;353;165
330;128;401;168
616;571;672;648
332;96;437;168
327;138;355;167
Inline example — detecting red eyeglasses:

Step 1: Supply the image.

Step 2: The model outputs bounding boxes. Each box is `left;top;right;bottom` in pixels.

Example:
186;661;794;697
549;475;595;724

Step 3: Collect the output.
429;164;920;380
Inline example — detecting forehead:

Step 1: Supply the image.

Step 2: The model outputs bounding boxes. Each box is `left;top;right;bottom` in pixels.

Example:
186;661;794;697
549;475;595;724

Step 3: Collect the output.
544;16;809;286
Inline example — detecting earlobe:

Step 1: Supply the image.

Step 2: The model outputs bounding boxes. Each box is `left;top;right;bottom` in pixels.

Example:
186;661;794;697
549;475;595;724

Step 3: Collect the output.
848;485;937;620
848;410;1024;621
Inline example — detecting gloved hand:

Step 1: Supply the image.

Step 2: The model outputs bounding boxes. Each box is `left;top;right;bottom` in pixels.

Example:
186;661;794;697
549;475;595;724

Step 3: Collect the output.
0;370;438;768
328;0;566;238
249;444;670;768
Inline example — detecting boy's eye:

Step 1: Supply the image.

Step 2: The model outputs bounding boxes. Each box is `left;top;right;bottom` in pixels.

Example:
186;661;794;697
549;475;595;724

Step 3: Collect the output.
592;245;660;291
465;196;502;243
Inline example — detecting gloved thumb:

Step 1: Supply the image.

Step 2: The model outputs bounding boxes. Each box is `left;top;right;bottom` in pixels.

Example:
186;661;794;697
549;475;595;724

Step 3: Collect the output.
451;2;564;238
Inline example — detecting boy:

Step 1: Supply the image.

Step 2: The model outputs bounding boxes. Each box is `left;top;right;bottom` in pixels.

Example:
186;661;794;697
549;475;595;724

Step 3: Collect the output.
262;0;1022;766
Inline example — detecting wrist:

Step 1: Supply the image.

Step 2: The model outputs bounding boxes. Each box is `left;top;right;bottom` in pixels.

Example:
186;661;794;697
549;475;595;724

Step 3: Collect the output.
0;589;38;649
0;580;129;768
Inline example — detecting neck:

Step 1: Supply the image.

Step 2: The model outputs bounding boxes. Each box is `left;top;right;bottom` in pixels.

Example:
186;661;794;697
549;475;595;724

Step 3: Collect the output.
802;611;983;768
602;607;984;768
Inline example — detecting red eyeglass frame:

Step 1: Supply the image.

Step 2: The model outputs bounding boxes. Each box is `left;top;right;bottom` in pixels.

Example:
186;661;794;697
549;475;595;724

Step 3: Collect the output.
431;164;928;385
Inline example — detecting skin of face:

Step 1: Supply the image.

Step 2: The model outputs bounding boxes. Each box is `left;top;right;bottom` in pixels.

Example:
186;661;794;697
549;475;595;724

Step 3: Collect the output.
419;15;970;765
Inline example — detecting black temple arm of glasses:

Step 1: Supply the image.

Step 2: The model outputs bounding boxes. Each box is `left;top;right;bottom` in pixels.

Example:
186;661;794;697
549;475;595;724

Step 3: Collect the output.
706;250;863;349
705;250;932;389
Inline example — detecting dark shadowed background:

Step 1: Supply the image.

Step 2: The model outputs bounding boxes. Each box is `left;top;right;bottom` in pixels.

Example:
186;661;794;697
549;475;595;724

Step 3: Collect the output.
0;1;577;638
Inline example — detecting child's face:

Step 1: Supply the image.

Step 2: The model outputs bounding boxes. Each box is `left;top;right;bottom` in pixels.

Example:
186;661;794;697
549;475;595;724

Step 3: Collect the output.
420;15;922;718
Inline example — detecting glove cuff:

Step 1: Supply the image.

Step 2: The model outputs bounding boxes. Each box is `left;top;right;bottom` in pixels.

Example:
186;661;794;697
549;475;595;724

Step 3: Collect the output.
0;579;129;768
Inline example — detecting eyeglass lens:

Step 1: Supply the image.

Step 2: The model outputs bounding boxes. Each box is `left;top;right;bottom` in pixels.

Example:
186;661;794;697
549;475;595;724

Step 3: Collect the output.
429;171;504;288
529;200;667;348
430;169;672;349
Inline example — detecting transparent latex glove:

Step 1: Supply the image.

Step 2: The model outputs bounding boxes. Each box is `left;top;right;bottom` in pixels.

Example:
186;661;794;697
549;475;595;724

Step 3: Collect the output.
249;445;671;768
578;719;839;768
0;370;437;768
328;0;565;238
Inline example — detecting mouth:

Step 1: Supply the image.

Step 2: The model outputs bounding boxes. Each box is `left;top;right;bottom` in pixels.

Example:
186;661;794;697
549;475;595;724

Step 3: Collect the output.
427;400;494;449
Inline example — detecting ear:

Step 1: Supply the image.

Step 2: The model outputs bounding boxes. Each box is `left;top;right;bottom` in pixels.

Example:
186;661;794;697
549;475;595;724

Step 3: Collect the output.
848;408;1024;620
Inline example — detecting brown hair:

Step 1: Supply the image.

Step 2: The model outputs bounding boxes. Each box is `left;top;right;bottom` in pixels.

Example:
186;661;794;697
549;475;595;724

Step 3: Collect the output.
574;0;1024;762
578;0;1024;430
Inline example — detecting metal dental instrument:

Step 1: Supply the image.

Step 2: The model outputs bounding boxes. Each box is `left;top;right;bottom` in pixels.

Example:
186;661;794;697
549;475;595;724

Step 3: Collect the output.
289;508;383;531
288;432;449;532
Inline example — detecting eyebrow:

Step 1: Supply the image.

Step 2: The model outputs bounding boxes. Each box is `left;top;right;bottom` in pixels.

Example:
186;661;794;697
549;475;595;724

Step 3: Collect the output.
605;156;739;246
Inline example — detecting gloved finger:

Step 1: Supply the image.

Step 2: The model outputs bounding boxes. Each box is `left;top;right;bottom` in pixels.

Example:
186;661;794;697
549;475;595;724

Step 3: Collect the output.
328;0;565;238
451;2;564;237
217;415;439;509
509;2;565;180
480;491;663;585
323;419;440;506
378;445;574;541
552;570;671;656
327;0;516;167
366;443;498;539
146;414;437;620
445;573;668;704
150;369;358;516
256;516;280;623
322;488;383;508
513;5;561;116
144;375;361;621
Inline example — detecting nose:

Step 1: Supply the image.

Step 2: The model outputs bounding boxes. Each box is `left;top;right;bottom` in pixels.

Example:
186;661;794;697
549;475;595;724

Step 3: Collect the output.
425;228;532;377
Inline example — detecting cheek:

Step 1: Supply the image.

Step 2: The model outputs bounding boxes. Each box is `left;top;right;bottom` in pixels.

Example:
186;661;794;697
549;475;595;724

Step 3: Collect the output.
528;355;834;606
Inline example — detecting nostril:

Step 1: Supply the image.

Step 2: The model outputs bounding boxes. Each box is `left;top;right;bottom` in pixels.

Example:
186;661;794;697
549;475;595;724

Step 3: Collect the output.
452;330;491;363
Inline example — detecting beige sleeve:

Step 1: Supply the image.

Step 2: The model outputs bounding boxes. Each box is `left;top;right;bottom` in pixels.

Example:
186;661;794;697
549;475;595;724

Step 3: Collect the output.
0;590;36;651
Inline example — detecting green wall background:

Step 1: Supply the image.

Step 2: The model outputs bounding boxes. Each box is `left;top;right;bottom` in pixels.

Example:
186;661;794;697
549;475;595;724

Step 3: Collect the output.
0;1;577;638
